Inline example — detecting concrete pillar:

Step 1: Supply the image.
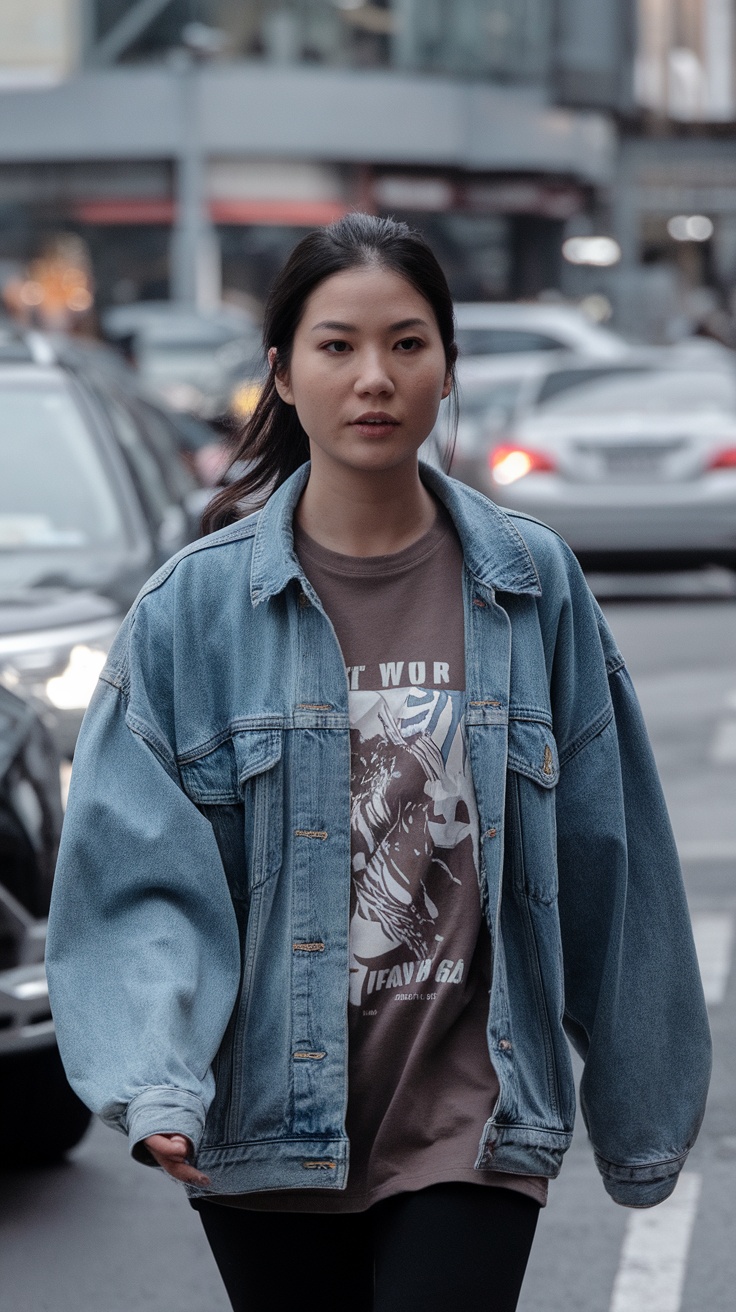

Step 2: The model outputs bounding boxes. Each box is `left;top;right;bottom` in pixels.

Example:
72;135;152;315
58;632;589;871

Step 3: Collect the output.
170;55;221;308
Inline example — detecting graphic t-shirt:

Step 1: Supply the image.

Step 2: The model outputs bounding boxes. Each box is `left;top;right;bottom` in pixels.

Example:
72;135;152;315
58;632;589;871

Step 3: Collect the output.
219;506;547;1212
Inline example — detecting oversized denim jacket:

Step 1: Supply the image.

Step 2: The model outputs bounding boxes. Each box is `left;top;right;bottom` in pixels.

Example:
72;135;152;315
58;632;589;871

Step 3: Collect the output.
46;463;711;1208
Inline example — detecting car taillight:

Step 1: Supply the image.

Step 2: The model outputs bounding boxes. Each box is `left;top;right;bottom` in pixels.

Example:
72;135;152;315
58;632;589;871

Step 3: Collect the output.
708;447;736;470
489;444;557;486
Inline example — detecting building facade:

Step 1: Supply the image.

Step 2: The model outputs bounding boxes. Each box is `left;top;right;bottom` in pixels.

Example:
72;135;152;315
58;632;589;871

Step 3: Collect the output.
0;0;631;311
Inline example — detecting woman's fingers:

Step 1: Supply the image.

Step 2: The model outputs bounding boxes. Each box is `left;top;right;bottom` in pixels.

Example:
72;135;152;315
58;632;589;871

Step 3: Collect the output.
144;1133;211;1187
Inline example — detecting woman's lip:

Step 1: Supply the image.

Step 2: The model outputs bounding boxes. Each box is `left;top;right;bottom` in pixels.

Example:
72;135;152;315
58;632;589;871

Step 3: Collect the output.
350;416;400;425
350;418;401;437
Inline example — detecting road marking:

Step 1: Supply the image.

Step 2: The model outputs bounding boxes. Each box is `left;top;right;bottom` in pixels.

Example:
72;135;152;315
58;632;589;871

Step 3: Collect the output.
710;719;736;764
609;1173;701;1312
691;912;733;1005
677;839;736;861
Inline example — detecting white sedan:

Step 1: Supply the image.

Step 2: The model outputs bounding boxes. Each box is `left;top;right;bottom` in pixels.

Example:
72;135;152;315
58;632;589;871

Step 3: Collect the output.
451;359;736;569
454;301;628;366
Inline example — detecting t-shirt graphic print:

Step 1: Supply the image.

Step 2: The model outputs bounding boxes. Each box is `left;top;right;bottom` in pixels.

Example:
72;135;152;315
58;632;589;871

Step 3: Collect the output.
349;683;478;1011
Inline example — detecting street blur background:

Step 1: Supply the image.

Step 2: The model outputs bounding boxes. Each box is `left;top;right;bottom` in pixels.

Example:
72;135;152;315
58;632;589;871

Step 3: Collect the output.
1;3;736;1310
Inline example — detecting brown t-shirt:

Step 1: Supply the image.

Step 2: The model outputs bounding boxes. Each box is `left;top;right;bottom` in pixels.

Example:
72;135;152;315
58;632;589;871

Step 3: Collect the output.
216;507;547;1212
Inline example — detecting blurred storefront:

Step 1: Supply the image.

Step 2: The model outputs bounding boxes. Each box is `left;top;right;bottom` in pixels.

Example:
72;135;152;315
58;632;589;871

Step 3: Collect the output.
6;1;736;343
0;0;622;314
609;1;736;339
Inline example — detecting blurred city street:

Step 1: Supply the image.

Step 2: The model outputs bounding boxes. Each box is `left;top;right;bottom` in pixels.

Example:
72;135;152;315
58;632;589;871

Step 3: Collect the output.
2;1;736;1309
2;582;735;1311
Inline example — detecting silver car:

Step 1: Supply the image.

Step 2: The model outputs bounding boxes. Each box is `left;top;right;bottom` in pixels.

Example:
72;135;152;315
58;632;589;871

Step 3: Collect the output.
454;302;629;363
451;358;736;569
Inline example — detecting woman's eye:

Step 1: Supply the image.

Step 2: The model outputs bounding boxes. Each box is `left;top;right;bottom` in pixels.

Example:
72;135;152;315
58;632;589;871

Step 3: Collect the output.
324;340;351;354
395;337;422;352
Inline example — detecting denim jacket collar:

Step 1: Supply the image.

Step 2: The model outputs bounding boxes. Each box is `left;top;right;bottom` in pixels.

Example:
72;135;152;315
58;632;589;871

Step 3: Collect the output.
250;461;542;606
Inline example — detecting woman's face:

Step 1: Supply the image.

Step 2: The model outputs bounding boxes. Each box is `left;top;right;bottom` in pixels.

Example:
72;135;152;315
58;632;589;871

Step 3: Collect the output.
270;264;452;477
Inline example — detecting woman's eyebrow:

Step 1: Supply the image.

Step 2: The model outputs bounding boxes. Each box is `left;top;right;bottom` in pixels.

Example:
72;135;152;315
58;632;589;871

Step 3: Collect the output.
310;317;430;332
311;320;357;332
390;318;430;331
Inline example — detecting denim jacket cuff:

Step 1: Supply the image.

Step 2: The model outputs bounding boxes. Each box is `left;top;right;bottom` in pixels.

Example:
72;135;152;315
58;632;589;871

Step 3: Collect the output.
126;1086;207;1166
594;1150;688;1207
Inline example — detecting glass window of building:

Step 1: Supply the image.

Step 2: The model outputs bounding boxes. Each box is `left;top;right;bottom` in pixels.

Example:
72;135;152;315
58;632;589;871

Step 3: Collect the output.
636;0;735;120
90;0;554;79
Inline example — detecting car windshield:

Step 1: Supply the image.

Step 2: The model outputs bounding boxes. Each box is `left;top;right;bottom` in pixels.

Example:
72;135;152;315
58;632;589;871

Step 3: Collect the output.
456;328;562;356
0;383;127;552
536;368;736;415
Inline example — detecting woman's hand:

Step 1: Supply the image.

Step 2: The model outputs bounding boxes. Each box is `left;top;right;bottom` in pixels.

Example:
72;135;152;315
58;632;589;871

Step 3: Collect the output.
144;1133;210;1187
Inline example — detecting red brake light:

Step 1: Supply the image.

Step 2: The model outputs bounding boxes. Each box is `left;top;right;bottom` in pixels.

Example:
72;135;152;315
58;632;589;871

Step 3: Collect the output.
708;447;736;470
489;444;557;485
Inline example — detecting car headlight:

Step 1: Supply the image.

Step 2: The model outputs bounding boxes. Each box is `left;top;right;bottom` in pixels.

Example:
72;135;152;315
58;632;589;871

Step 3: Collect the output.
45;644;108;709
0;618;119;712
8;975;49;1002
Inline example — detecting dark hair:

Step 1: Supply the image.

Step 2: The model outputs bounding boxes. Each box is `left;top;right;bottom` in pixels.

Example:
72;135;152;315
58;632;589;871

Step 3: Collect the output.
202;213;458;534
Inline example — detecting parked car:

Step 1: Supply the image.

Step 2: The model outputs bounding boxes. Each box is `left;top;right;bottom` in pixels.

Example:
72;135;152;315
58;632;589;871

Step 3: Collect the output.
101;300;262;421
0;683;91;1164
447;304;631;457
0;326;204;758
448;359;554;468
454;302;629;365
452;356;736;569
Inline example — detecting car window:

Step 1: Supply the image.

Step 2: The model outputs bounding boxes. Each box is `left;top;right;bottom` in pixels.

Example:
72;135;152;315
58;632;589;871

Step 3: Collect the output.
130;398;198;503
536;366;649;407
460;378;524;420
537;369;736;415
456;328;562;356
0;384;126;549
97;391;173;527
161;407;222;452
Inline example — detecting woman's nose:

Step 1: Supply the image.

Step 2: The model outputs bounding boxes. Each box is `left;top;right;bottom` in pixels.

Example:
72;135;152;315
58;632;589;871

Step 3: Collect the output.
354;353;395;396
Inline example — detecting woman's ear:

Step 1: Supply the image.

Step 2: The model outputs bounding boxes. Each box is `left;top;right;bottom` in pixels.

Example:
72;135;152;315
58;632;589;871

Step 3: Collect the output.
268;347;295;406
441;369;453;401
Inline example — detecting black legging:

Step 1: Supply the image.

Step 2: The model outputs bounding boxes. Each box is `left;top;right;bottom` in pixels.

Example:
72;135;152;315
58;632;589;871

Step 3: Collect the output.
196;1181;540;1312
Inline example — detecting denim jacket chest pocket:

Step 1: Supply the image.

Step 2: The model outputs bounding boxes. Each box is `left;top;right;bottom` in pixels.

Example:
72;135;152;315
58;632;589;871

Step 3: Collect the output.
177;727;284;892
506;718;560;905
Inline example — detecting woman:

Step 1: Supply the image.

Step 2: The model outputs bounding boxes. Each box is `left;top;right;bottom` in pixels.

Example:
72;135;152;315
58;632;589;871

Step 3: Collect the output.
47;215;711;1312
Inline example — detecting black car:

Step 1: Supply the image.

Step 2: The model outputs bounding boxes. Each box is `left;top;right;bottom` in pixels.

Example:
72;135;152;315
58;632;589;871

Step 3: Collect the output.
0;324;214;1167
0;325;208;758
0;683;91;1164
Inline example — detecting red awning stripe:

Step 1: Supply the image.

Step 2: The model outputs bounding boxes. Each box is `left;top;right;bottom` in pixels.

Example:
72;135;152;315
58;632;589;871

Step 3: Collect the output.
72;198;350;226
74;200;175;224
211;198;349;225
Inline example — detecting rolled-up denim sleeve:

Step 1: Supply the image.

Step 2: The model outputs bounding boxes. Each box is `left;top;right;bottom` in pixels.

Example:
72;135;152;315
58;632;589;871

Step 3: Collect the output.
556;651;712;1207
46;671;241;1162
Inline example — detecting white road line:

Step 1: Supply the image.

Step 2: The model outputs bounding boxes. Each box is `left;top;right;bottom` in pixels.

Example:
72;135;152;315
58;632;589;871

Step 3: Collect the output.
710;719;736;764
691;912;734;1006
609;1173;701;1312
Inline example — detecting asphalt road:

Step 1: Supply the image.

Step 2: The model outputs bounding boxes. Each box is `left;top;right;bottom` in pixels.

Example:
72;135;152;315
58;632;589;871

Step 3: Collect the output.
519;590;736;1312
1;584;734;1312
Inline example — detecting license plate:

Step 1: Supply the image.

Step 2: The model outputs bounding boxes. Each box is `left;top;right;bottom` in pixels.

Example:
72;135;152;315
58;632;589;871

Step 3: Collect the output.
603;450;664;477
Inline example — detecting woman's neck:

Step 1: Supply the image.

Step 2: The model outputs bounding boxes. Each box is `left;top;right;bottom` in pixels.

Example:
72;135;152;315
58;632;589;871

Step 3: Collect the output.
295;457;437;558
